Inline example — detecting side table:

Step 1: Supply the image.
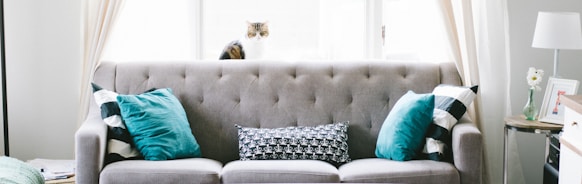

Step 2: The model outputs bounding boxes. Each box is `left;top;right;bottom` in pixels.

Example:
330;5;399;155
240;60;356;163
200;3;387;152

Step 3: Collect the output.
46;176;75;184
503;115;563;184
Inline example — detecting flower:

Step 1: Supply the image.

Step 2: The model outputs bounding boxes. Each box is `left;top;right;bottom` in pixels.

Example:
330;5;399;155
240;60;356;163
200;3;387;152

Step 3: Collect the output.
527;67;544;91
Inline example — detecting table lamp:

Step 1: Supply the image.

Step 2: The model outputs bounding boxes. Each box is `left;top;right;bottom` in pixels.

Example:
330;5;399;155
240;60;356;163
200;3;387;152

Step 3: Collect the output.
532;11;582;77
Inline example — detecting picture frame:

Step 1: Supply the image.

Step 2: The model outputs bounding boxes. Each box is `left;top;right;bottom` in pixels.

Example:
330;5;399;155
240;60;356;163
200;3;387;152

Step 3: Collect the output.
539;77;580;124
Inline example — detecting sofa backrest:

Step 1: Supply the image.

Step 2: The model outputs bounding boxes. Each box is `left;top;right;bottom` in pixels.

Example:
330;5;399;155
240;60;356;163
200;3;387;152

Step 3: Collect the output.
92;60;462;164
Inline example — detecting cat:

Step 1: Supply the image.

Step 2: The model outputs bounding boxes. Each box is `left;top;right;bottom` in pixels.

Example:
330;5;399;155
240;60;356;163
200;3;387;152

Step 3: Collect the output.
219;21;269;60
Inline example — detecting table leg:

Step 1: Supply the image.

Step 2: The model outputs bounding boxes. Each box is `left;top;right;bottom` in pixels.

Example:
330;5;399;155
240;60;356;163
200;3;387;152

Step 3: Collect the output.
503;125;508;184
544;133;550;162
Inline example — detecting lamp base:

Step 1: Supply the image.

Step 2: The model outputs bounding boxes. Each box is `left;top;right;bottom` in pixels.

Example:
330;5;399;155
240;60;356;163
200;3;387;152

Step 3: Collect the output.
553;49;560;78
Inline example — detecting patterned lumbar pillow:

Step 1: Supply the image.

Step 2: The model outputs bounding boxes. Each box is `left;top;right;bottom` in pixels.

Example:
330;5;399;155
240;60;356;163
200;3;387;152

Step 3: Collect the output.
236;121;350;165
422;84;478;161
91;83;142;164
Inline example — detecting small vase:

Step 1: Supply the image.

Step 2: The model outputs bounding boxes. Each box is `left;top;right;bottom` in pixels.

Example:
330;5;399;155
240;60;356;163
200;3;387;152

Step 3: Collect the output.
523;87;538;120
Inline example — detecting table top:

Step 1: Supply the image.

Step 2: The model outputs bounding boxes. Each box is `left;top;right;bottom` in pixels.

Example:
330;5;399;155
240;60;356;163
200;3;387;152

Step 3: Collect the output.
45;176;75;184
561;136;582;157
504;115;563;133
563;95;582;114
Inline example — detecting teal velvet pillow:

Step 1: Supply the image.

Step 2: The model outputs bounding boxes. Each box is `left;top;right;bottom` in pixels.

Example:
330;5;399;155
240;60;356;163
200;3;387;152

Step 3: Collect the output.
117;88;202;160
375;90;435;161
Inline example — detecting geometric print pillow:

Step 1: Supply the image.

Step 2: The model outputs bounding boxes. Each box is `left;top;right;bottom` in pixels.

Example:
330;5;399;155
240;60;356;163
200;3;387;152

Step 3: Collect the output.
422;84;478;161
236;121;351;166
91;83;144;165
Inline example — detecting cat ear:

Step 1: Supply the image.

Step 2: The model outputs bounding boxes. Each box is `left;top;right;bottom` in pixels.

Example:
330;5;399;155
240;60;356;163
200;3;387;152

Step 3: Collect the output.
246;21;252;25
263;20;269;25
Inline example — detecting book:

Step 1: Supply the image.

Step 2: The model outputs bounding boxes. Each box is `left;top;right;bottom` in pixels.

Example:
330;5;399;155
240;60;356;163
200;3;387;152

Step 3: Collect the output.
26;158;75;181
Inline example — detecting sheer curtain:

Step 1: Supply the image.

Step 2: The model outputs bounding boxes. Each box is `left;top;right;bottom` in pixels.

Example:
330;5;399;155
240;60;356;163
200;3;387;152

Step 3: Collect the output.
438;0;512;183
78;0;125;126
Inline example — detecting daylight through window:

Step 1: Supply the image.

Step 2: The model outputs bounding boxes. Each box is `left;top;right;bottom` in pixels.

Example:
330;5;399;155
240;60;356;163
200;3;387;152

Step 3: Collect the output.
103;0;452;63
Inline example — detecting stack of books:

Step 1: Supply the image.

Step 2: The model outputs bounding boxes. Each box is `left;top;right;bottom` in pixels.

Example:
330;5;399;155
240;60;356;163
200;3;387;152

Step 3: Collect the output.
26;158;75;181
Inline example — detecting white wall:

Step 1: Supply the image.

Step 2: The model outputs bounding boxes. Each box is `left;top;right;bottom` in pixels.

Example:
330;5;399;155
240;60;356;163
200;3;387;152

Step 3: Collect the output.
3;0;81;161
507;0;582;184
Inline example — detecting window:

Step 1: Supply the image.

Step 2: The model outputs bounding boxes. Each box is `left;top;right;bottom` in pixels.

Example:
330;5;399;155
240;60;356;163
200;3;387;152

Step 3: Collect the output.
104;0;452;63
202;0;365;60
382;0;452;63
103;0;198;61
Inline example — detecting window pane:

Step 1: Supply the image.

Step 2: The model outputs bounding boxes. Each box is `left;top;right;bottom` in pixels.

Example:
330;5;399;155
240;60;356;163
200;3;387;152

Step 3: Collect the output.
103;0;197;62
202;0;365;60
383;0;452;63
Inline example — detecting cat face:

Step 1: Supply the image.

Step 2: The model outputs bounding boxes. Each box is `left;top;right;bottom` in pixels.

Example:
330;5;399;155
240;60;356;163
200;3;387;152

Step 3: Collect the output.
246;21;269;40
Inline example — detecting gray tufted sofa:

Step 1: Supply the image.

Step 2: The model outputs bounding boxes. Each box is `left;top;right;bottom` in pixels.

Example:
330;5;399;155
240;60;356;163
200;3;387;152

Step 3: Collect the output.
75;60;482;184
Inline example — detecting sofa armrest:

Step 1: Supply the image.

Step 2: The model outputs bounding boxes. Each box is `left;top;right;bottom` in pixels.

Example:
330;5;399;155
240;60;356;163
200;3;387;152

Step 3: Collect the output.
75;110;107;184
452;115;482;184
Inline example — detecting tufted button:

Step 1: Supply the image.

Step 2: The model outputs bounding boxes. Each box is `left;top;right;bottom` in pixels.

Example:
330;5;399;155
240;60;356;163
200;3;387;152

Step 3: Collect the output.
291;121;298;126
291;69;297;79
253;70;260;78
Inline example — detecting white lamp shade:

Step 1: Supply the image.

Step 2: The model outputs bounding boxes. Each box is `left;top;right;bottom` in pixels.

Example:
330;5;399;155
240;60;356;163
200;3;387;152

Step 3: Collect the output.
532;11;582;50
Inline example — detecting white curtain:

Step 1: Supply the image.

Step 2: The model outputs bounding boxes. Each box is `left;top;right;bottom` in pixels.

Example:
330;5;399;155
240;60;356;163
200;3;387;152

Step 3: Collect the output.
438;0;513;183
78;0;125;126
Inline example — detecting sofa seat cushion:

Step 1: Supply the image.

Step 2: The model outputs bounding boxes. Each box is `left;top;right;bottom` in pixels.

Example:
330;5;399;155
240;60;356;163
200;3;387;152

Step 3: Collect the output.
338;158;459;184
221;160;340;183
99;158;222;184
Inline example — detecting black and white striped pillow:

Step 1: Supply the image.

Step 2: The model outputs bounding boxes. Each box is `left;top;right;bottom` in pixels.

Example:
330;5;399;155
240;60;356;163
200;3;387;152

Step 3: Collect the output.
422;84;478;161
91;83;142;164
